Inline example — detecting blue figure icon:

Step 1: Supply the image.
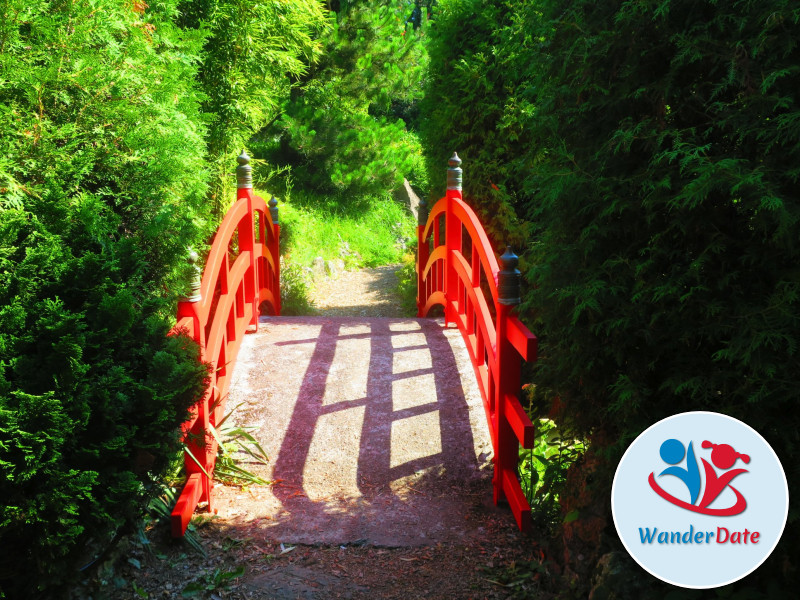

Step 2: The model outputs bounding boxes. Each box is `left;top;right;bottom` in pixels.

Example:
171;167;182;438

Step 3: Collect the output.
659;439;701;505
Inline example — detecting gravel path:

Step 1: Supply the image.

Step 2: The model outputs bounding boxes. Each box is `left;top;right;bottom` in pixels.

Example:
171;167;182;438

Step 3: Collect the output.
310;264;406;317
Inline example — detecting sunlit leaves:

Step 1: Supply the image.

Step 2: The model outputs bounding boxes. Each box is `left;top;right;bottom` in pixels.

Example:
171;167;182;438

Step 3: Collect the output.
0;1;209;594
266;0;429;198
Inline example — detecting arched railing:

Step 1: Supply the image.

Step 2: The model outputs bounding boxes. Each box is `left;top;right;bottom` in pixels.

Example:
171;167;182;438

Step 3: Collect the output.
417;153;537;531
170;152;281;536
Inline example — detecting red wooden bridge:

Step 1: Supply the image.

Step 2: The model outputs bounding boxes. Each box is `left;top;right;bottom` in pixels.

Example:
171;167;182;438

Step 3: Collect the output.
170;153;537;537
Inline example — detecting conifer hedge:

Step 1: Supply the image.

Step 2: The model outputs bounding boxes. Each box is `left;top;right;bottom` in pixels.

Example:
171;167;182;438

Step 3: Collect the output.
425;0;799;593
420;0;533;248
176;0;328;214
0;2;209;595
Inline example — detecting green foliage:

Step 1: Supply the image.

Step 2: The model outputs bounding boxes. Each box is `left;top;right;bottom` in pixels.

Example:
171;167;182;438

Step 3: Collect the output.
275;188;416;315
422;0;800;592
181;565;245;597
279;191;416;269
0;1;209;595
280;258;317;316
209;406;271;487
526;0;800;468
145;486;206;556
177;0;328;213
420;0;536;247
259;0;429;198
395;243;419;317
517;417;585;535
514;0;800;591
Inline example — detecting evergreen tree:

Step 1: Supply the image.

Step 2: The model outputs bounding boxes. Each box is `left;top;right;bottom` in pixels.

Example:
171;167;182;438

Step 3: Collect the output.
0;2;209;594
522;0;800;591
420;0;536;247
260;0;429;198
177;0;328;214
421;0;799;592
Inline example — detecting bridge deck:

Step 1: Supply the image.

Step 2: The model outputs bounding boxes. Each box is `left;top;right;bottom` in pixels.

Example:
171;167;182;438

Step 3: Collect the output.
211;315;503;547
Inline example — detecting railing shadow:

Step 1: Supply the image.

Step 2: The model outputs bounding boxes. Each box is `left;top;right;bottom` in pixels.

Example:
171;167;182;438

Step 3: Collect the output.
238;316;493;546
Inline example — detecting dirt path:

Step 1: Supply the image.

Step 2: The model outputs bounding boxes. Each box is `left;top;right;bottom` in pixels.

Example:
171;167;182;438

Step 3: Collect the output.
112;267;546;600
310;264;407;317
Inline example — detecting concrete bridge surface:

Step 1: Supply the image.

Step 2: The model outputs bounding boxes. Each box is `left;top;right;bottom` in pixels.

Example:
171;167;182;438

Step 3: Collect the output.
212;315;503;548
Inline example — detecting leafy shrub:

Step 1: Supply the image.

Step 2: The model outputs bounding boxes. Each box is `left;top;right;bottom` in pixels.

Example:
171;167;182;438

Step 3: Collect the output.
520;0;800;592
279;258;317;316
518;417;585;536
0;1;209;595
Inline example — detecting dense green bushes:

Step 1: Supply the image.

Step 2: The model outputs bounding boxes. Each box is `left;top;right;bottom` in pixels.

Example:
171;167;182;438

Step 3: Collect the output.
176;0;328;214
424;0;799;594
0;0;337;590
0;0;423;589
4;0;797;595
525;3;800;583
257;0;429;199
0;1;210;595
420;0;533;247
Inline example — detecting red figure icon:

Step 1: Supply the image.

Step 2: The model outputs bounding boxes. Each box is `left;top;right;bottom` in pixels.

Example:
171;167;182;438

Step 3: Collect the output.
697;441;750;512
648;439;750;516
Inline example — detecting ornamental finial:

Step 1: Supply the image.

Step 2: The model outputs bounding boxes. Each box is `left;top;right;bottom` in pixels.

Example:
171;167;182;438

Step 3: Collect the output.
236;151;252;189
186;249;202;303
268;196;279;225
498;246;521;306
417;197;427;226
446;152;462;191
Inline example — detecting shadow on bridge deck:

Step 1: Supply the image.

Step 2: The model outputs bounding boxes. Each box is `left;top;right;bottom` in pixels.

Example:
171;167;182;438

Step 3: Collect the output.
211;315;505;548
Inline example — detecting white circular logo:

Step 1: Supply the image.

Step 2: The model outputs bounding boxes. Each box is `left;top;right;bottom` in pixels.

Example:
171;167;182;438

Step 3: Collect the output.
611;411;788;588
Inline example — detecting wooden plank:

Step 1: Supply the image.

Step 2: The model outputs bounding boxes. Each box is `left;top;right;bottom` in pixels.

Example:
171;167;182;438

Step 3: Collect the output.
502;469;532;532
171;473;202;537
507;316;537;362
503;393;535;449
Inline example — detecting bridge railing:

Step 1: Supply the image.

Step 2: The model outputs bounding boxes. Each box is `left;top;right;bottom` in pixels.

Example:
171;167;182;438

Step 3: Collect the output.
417;153;537;531
170;152;281;536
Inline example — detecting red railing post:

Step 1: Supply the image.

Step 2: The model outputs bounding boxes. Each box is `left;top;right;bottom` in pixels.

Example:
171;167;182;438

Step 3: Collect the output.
176;249;204;348
173;250;212;535
236;152;259;331
445;153;463;325
415;152;536;531
268;197;282;316
170;153;282;537
416;196;428;316
494;247;531;530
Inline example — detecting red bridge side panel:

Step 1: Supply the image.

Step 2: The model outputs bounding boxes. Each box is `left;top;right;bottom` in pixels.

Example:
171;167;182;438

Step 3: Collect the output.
169;153;281;537
417;153;538;533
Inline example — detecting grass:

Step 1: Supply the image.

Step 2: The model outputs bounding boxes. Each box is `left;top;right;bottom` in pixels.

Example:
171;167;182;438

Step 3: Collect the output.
274;190;416;269
260;187;417;314
395;241;419;317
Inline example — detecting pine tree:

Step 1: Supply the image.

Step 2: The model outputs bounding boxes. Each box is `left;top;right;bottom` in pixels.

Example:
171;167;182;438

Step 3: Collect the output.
176;0;328;214
260;0;429;198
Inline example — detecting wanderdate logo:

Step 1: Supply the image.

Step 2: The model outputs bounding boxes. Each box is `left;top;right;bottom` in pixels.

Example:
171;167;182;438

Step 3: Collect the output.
612;412;788;588
649;438;750;516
